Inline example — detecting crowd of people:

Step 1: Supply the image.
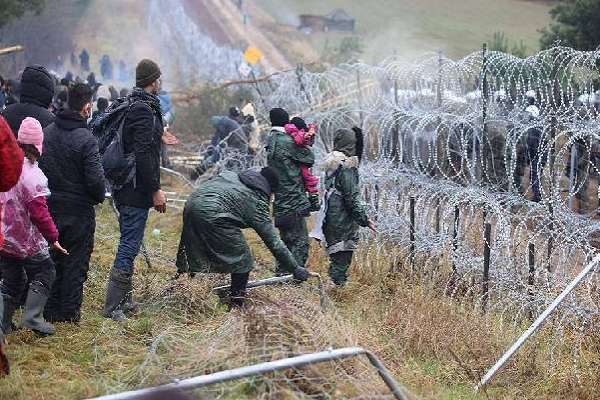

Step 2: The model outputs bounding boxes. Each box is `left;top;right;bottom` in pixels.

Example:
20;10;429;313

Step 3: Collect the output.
0;56;376;378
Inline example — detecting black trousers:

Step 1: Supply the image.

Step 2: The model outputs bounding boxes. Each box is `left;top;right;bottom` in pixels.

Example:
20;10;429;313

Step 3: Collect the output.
44;214;95;321
1;255;56;300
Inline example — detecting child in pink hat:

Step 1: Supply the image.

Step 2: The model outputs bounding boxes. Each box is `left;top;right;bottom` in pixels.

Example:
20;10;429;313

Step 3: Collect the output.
0;117;68;336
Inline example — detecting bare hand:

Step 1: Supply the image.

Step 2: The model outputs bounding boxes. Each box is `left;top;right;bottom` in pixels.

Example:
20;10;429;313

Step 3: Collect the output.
153;189;167;213
367;219;378;233
162;128;179;145
51;241;69;255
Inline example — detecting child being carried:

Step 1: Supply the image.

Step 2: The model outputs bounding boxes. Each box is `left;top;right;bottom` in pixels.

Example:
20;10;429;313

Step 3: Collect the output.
284;117;320;211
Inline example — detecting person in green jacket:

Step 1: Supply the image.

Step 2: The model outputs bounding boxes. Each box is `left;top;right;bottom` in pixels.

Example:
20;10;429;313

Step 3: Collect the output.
175;167;309;308
266;108;315;275
316;127;376;286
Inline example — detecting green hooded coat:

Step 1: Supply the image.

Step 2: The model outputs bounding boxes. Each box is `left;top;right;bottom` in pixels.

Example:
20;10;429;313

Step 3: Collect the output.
176;170;299;274
321;128;369;254
266;128;315;217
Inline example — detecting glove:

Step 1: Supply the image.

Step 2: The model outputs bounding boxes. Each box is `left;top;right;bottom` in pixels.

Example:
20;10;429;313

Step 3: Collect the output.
308;193;320;212
293;267;310;282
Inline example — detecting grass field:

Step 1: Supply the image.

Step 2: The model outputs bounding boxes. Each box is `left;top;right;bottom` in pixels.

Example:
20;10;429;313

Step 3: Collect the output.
1;172;599;399
251;0;555;62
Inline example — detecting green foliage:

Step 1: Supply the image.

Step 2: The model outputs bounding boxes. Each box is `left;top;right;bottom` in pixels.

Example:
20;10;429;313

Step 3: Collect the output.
323;36;365;65
0;0;46;30
489;31;528;58
539;0;600;50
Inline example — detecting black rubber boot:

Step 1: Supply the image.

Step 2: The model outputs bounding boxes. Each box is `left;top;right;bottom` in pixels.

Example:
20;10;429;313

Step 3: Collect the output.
1;295;17;334
228;290;246;311
102;269;132;322
20;282;56;335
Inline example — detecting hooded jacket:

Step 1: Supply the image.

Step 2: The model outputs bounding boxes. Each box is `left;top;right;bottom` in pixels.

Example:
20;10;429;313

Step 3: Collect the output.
176;170;298;274
266;128;315;217
1;66;56;137
320;137;369;254
39;109;106;217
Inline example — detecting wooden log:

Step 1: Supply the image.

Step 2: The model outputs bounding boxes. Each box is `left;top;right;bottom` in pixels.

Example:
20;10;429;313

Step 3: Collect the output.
0;45;24;57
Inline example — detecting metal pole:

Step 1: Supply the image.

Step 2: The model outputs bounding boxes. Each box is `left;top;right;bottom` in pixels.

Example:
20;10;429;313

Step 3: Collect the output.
475;253;600;391
452;206;460;274
84;347;410;400
356;68;364;128
435;51;443;233
546;37;561;269
527;242;535;320
568;143;577;211
409;197;416;265
481;43;489;185
482;220;492;312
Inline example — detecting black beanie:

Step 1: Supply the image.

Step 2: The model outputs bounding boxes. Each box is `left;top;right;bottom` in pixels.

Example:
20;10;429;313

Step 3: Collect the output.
97;97;109;111
290;116;307;131
229;106;241;119
260;166;280;191
269;107;289;127
136;59;161;88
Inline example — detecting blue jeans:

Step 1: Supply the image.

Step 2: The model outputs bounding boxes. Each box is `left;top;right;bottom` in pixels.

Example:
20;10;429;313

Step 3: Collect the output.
113;205;149;275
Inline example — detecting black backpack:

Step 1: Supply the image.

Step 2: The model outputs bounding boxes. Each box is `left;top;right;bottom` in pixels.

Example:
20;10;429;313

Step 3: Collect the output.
91;98;136;189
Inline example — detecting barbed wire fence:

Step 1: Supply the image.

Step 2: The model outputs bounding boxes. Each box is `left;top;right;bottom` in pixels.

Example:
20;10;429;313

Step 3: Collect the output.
93;31;600;397
225;42;600;387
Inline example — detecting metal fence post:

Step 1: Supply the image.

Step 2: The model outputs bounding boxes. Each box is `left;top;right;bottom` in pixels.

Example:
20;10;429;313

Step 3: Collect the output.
409;196;416;265
527;242;535;319
482;216;492;313
452;206;460;275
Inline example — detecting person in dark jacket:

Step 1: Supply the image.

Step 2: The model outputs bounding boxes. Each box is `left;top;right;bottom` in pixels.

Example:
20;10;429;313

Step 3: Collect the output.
39;83;106;322
100;55;113;81
79;49;90;72
312;128;376;286
1;65;55;137
176;168;309;308
266;107;314;275
193;115;247;178
87;72;97;89
102;59;167;321
90;97;109;125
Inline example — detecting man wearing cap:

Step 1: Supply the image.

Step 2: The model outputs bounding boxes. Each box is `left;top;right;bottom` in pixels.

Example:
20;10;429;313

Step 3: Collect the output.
266;108;315;275
102;59;167;321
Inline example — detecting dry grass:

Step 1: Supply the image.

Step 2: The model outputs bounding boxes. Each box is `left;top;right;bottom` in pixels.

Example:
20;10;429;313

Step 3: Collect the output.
1;175;599;399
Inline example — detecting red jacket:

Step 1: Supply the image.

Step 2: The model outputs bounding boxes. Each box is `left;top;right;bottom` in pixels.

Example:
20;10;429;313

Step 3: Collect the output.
0;116;24;249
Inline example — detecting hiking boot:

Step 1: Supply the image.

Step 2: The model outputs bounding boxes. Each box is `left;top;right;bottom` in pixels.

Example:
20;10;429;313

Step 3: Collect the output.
102;269;132;321
20;282;56;335
1;294;17;334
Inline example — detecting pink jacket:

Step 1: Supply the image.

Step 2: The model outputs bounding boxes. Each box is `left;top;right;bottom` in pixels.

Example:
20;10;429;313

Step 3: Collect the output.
284;124;319;193
0;158;58;259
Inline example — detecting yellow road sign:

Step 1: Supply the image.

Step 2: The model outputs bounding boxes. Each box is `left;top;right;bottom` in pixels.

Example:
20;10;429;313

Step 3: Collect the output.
243;46;263;66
